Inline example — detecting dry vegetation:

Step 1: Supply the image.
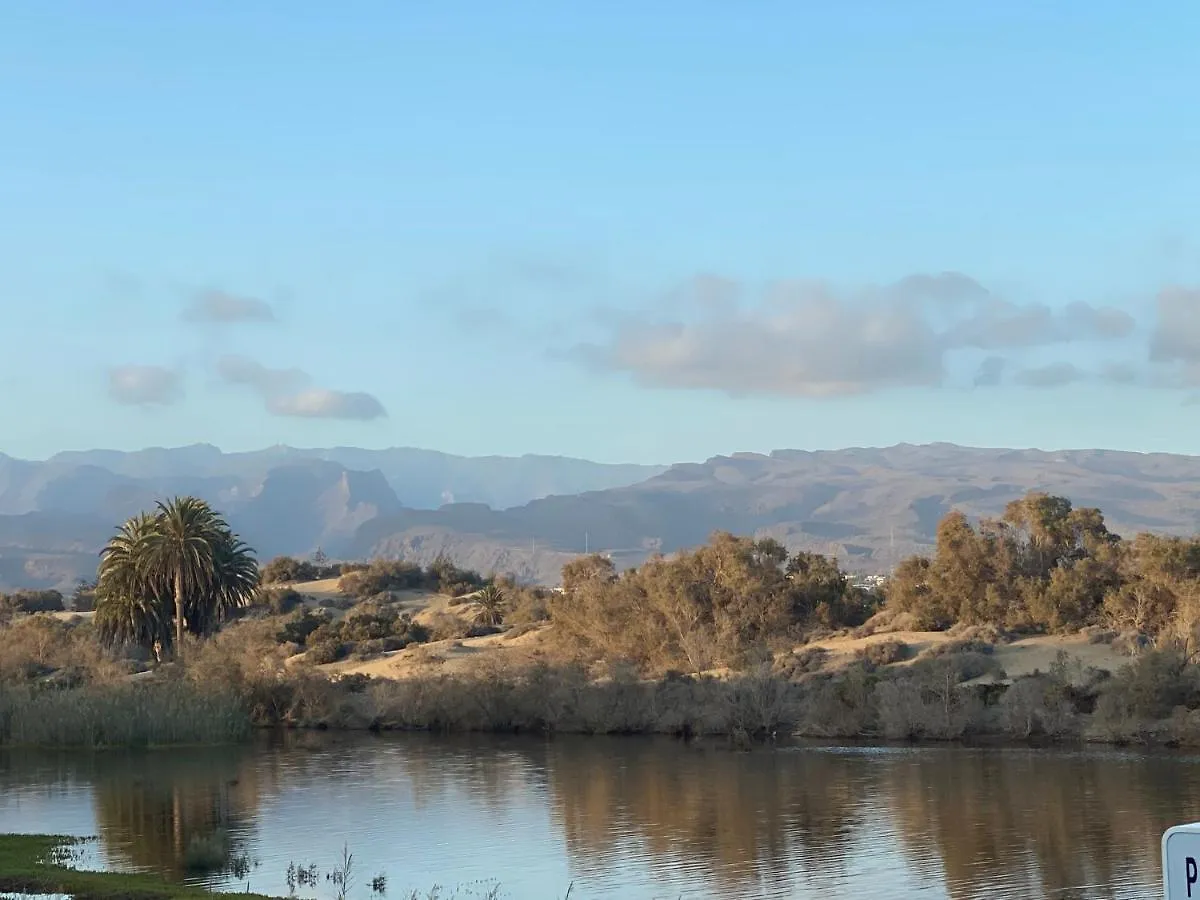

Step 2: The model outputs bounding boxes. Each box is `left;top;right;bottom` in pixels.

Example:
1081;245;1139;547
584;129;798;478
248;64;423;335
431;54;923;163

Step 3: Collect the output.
5;490;1200;748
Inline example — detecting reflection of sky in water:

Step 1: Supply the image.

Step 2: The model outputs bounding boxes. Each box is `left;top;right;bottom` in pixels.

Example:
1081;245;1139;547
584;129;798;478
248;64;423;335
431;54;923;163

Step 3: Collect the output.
0;738;1180;899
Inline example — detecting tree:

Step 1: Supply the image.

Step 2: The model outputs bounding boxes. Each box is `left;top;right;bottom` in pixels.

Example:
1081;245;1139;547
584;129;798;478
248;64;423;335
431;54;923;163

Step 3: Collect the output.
94;498;259;653
143;497;228;648
190;530;259;635
96;512;172;652
473;584;507;627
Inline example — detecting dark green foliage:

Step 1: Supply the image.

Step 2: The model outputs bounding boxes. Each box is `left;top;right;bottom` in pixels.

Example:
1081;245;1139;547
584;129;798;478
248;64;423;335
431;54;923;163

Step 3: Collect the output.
261;555;317;584
276;609;333;646
94;498;259;652
303;608;430;664
0;589;65;615
264;588;304;616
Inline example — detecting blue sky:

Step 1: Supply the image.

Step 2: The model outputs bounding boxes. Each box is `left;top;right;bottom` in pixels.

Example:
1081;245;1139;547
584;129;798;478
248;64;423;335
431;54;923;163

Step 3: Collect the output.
2;1;1198;464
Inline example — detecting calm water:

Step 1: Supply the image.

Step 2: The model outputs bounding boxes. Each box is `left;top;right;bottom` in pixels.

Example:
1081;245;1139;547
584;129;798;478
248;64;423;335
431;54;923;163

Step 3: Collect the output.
0;733;1193;899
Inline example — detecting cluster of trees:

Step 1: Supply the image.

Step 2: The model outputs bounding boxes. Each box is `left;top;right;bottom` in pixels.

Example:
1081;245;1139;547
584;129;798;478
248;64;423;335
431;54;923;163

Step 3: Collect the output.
552;532;879;674
93;497;260;655
259;554;341;585
0;589;65;621
888;492;1200;640
336;557;486;599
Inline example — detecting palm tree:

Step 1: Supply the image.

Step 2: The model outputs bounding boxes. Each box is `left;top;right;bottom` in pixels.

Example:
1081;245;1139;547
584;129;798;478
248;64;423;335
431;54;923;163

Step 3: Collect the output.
142;497;227;649
94;497;259;653
95;513;171;653
473;584;507;628
188;530;259;636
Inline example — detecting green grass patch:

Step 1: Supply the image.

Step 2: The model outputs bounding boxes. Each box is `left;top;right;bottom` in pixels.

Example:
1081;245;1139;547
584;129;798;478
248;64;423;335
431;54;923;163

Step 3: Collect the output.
0;833;277;900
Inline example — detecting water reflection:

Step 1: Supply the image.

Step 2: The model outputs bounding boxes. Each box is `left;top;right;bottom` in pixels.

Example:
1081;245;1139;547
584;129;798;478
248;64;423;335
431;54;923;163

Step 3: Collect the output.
0;746;269;883
0;737;1188;899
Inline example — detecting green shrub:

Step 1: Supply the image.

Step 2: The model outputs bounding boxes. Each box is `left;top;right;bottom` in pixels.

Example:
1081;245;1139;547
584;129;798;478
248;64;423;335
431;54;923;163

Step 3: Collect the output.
276;609;332;647
0;590;65;614
265;588;304;616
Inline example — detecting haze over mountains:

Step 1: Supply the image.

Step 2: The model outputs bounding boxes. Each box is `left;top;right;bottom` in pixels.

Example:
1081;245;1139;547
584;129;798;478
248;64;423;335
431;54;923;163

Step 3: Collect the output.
2;443;1199;592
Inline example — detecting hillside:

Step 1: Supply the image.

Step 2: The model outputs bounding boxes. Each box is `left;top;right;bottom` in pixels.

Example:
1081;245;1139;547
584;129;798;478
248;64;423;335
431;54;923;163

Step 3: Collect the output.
0;446;664;590
350;443;1200;582
2;442;1199;590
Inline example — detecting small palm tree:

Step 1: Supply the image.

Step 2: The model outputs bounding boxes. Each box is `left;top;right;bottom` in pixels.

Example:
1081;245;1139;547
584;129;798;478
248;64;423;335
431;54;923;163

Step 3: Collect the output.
473;584;507;628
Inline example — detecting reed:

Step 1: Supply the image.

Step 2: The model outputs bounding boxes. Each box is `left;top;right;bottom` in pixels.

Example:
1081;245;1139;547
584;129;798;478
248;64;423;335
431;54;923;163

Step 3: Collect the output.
0;680;252;748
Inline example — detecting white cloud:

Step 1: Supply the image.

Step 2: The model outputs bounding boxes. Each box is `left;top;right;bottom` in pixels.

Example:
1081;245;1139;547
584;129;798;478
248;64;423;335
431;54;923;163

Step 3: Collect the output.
107;365;184;406
216;355;386;420
575;272;1137;397
266;389;387;420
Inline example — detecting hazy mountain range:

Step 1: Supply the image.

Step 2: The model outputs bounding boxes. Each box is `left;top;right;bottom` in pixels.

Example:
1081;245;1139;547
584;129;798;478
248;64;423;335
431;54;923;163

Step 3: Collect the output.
2;442;1199;592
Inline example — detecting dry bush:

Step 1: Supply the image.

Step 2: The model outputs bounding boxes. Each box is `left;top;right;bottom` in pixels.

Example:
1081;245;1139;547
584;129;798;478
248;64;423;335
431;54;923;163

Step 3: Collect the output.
0;615;125;685
999;674;1078;739
1111;630;1155;657
773;647;828;680
798;664;876;737
855;607;919;638
1081;625;1118;645
426;612;471;642
1089;650;1200;742
947;622;1009;644
505;586;552;625
857;639;911;667
874;663;986;740
911;649;1003;683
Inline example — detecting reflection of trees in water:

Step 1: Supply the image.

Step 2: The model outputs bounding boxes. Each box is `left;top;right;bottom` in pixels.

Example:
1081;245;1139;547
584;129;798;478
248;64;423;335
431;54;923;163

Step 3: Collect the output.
538;739;873;896
14;735;1197;897
254;733;547;821
89;746;267;881
882;748;1196;900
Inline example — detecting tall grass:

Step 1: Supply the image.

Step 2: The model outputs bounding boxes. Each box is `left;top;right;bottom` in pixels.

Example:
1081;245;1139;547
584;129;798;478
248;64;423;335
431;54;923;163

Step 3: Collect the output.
0;680;252;748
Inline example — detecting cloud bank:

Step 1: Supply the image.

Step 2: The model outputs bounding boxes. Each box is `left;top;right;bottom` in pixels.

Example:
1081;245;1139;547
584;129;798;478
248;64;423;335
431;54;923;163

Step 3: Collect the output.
573;271;1167;397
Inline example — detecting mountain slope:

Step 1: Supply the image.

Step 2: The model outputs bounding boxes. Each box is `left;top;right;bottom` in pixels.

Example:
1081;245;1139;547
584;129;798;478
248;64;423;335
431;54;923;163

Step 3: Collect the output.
3;442;1199;591
0;445;665;590
350;443;1200;582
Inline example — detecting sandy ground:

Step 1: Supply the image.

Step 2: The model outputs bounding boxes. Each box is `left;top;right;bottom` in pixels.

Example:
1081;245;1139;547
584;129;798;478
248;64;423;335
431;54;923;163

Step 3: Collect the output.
284;577;556;676
324;625;554;678
803;629;1132;683
282;579;1137;684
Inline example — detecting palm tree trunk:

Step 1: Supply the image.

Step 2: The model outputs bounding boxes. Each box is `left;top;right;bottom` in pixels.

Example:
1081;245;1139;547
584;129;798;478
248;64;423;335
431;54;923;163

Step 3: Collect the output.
175;569;185;650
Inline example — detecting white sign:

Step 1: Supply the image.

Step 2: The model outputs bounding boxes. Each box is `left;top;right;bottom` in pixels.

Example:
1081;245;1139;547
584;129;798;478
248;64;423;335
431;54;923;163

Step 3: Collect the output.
1163;824;1200;899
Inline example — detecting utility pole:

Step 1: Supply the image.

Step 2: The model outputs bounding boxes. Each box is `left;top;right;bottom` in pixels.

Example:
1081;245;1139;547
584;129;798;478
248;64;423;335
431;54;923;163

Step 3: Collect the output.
585;531;589;554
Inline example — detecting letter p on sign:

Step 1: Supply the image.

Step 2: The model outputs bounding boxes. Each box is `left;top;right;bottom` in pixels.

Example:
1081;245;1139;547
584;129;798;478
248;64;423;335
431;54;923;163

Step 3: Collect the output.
1164;824;1200;898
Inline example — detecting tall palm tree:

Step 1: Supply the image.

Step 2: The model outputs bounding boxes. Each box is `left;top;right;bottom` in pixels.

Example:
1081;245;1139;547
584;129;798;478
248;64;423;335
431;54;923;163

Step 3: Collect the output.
94;497;260;653
142;497;228;649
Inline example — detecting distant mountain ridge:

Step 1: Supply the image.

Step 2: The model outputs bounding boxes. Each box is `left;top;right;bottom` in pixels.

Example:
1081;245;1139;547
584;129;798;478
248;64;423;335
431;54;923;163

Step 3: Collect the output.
0;445;666;590
2;442;1199;592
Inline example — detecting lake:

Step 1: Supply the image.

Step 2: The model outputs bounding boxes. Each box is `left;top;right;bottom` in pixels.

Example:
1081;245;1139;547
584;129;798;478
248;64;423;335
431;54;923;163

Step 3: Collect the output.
0;733;1191;899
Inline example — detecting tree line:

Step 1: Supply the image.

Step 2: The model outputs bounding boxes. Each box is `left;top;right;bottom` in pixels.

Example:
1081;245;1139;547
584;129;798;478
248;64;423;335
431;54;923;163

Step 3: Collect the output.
76;490;1200;672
